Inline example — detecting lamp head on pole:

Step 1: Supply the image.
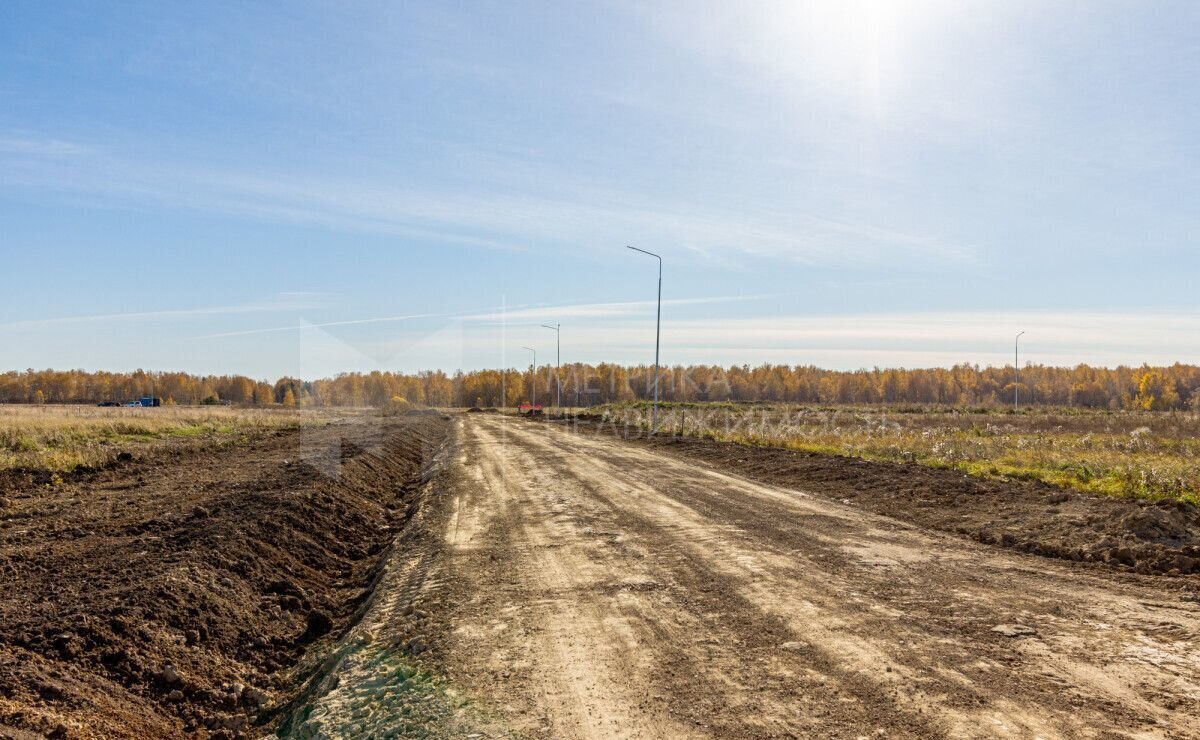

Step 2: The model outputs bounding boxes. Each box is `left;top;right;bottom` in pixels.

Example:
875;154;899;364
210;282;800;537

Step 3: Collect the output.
626;245;661;262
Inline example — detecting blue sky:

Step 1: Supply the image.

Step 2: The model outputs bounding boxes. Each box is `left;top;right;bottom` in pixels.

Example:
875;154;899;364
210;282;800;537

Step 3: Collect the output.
1;0;1197;378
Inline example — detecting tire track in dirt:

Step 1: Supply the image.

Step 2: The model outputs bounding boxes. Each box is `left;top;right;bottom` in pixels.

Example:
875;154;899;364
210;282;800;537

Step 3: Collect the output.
538;420;1200;737
510;423;1051;738
443;418;938;737
445;420;698;738
542;417;1200;734
438;416;1200;739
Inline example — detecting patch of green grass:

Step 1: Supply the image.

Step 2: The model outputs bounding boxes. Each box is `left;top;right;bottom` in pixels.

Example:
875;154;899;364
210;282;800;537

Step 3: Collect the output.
276;639;508;738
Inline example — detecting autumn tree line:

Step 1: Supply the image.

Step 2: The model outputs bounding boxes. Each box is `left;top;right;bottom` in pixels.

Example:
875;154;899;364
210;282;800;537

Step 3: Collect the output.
3;363;1200;411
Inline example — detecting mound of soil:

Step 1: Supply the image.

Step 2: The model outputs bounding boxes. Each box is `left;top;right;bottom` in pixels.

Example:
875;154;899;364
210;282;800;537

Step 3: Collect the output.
575;420;1200;578
0;414;448;739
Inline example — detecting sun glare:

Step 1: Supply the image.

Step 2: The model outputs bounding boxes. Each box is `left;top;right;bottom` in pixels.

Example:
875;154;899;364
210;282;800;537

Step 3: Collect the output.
728;0;940;115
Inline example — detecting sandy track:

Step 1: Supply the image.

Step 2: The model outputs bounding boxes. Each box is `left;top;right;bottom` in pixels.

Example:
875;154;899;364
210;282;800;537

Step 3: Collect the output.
436;415;1199;739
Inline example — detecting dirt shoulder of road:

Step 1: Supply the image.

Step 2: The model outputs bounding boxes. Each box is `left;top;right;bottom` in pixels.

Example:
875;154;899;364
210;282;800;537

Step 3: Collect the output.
275;417;511;739
0;412;449;739
567;417;1200;580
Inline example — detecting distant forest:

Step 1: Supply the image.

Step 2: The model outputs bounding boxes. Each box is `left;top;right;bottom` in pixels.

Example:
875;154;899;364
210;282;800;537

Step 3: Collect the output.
3;363;1199;411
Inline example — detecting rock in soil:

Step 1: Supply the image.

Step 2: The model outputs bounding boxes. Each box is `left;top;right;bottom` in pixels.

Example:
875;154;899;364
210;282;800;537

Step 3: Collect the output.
991;624;1038;638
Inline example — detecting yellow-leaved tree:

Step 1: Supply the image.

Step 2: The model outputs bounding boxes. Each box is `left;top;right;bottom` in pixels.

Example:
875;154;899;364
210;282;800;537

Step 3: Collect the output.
1135;370;1180;411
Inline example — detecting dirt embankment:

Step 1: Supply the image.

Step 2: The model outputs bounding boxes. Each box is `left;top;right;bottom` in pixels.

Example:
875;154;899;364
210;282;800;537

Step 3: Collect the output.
0;414;448;739
568;418;1200;578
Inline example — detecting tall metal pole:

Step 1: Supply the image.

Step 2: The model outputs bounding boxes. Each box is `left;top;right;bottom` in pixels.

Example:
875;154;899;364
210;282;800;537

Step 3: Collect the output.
1014;331;1025;411
501;295;507;410
626;246;662;431
522;346;536;408
541;323;561;409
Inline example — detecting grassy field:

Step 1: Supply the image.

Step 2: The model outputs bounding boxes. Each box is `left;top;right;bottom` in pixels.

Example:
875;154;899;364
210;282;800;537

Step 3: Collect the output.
599;402;1200;505
0;404;343;472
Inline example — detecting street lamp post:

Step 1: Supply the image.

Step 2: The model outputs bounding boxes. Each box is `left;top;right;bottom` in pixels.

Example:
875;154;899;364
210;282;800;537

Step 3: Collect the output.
521;346;536;408
541;323;561;410
626;246;662;431
1015;331;1025;411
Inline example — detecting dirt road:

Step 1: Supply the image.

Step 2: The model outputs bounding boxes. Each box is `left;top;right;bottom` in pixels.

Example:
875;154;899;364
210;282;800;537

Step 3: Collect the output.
433;415;1199;739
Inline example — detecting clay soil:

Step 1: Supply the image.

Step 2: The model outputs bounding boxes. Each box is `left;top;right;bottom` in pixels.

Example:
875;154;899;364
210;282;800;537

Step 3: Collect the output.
0;412;448;739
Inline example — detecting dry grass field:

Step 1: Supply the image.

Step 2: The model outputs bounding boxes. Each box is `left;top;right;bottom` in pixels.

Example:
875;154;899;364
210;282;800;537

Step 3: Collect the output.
600;402;1200;505
0;404;345;472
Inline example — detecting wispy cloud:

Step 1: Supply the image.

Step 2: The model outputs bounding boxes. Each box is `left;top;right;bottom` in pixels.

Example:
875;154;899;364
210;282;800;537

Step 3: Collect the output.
0;135;88;156
0;295;320;332
543;309;1200;369
308;307;1198;374
459;294;772;323
200;313;443;339
1;144;971;266
197;294;769;340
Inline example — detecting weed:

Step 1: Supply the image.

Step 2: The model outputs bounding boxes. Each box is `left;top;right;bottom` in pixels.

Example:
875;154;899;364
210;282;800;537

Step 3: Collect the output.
0;404;339;472
600;403;1200;505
